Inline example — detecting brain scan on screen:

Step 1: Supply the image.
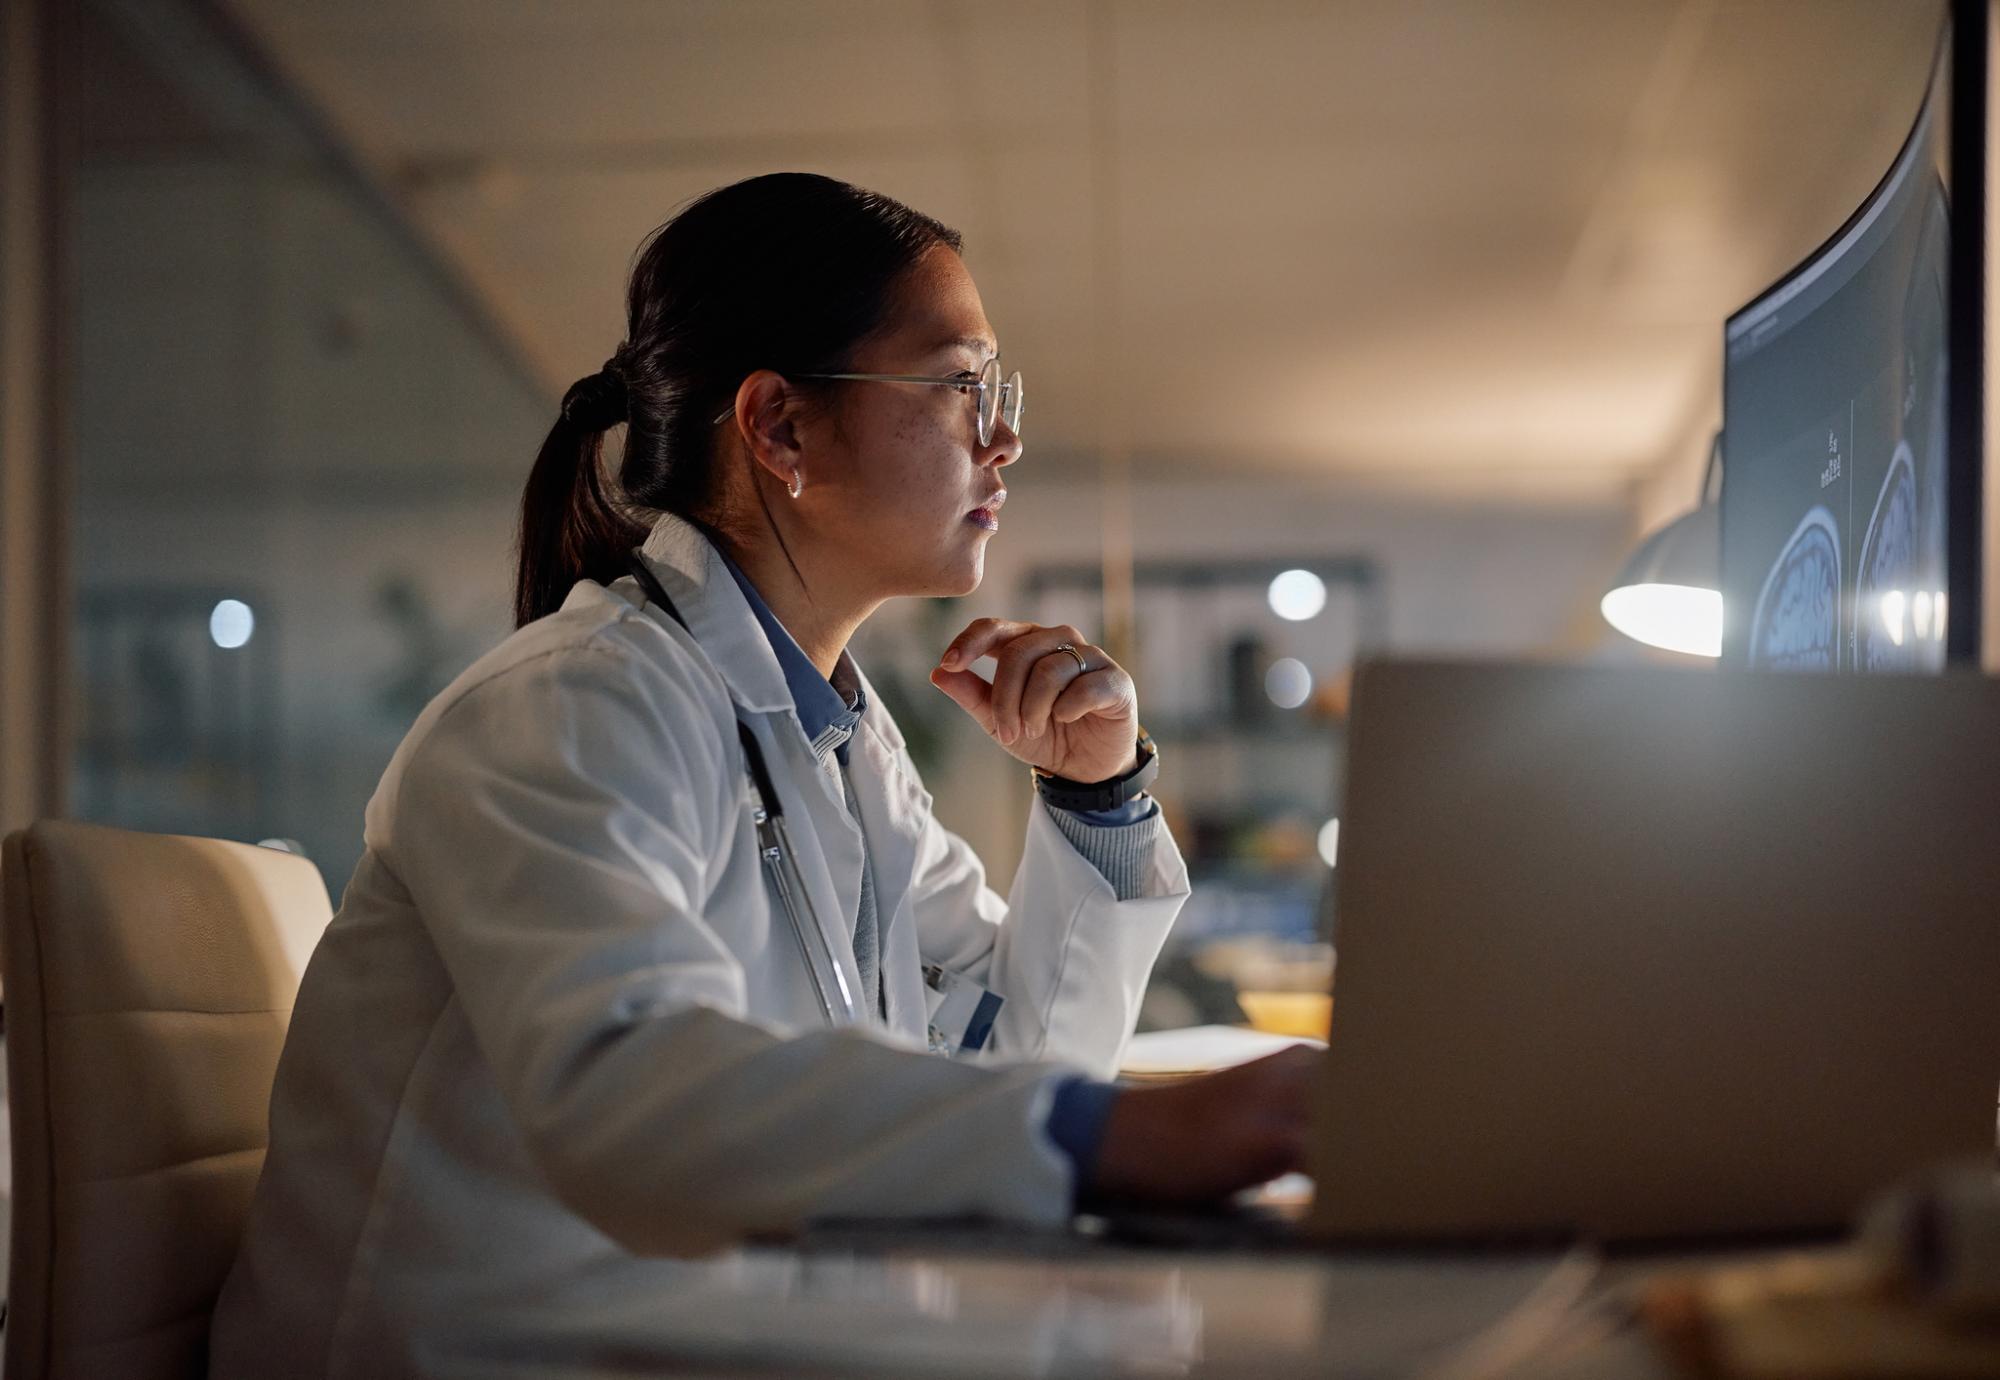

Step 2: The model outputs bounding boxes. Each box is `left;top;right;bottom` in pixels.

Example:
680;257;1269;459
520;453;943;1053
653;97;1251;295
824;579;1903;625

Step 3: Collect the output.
1749;507;1841;671
1856;444;1918;670
1722;54;1952;675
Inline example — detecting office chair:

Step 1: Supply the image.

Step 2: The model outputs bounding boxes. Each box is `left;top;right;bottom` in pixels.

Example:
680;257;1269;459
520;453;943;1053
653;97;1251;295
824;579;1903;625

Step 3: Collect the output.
0;821;331;1380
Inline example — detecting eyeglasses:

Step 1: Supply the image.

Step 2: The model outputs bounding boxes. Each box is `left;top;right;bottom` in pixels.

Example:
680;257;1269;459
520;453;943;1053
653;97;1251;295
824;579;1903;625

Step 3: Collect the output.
710;357;1024;447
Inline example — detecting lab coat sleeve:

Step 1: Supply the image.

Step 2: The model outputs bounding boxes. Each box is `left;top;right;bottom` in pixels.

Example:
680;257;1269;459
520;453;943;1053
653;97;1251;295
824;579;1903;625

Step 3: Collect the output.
906;786;1190;1079
390;641;1077;1256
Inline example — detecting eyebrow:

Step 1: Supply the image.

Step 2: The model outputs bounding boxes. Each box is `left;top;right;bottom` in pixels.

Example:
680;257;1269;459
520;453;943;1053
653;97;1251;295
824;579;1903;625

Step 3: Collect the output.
935;335;998;360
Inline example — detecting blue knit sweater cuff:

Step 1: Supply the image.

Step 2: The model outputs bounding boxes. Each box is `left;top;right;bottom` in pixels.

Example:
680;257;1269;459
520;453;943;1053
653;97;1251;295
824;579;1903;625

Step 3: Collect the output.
1046;797;1161;901
1045;1075;1121;1190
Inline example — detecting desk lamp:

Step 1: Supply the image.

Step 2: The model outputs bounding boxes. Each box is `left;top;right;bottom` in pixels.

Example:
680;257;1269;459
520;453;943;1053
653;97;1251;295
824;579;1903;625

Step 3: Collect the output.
1601;433;1722;658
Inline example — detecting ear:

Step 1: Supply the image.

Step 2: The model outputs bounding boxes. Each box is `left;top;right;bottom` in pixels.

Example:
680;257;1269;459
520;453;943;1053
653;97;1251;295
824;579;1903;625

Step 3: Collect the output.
728;369;805;491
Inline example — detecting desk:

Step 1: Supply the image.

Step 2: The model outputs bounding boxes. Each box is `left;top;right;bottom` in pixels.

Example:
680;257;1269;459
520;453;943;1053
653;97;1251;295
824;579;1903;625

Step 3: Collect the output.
439;1230;1681;1379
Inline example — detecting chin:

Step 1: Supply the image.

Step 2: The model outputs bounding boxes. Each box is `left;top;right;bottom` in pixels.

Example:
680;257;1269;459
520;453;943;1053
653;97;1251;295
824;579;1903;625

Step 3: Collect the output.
937;561;984;598
915;546;985;598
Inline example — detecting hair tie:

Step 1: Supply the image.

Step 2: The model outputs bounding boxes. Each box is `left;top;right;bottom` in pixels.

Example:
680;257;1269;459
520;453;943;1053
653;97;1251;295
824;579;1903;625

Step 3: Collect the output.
561;362;628;432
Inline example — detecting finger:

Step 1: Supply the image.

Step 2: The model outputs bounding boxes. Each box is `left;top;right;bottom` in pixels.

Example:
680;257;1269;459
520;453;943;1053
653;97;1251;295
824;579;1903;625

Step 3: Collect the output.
1020;646;1095;740
1261;1124;1312;1180
1241;1044;1325;1087
1240;1047;1324;1123
1255;1043;1325;1072
1213;1044;1317;1090
1048;666;1134;726
928;666;996;730
989;626;1087;744
938;618;1037;672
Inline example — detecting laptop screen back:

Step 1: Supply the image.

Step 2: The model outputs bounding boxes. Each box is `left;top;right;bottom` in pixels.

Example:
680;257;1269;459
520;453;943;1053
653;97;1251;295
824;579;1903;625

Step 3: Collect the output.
1309;662;2000;1242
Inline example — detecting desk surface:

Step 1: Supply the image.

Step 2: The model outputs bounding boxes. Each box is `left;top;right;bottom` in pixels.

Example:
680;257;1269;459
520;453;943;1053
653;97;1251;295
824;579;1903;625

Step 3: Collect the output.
448;1230;1685;1379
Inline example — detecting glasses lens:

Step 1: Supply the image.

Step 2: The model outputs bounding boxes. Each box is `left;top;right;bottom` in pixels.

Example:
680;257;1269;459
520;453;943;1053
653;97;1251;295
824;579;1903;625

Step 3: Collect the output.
978;358;1001;445
1003;371;1023;437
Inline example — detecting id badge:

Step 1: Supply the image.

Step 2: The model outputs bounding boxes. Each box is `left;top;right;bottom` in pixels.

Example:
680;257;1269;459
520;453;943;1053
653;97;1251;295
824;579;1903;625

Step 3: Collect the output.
922;964;1003;1057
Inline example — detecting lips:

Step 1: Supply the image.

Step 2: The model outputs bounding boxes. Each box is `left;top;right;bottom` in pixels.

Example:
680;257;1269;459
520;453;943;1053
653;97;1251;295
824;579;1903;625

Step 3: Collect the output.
967;488;1007;532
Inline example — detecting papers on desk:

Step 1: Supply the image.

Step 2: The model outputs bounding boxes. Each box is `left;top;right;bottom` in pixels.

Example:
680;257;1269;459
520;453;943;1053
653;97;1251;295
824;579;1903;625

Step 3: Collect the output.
1119;1024;1323;1082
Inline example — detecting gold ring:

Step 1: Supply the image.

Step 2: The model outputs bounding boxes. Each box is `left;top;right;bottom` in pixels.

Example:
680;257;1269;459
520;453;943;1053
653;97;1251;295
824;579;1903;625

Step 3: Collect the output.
1054;642;1089;674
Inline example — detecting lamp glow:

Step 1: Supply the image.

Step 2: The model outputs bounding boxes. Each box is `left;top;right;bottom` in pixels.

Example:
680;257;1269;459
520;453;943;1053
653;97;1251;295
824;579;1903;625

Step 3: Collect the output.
1600;436;1724;659
1913;590;1933;639
209;599;255;650
1599;584;1723;659
1265;657;1312;709
1267;569;1326;622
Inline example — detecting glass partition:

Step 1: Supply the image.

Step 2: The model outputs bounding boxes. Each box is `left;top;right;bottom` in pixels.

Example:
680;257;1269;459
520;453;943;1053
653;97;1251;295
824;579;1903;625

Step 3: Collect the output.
65;0;548;893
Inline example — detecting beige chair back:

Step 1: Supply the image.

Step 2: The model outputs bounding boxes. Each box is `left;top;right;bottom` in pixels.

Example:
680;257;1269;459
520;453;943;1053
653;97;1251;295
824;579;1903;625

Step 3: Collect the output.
1;821;331;1380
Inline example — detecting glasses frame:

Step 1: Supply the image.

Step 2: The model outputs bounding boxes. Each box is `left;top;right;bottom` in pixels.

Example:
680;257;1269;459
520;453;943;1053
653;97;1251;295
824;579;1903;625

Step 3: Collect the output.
710;358;1022;446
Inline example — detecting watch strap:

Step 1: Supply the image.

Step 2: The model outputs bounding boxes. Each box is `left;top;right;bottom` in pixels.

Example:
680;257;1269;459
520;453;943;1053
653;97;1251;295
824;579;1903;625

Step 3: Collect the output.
1033;730;1159;812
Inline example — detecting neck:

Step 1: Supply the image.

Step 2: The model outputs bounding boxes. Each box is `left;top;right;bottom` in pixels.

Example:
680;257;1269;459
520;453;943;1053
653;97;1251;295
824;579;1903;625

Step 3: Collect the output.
714;529;877;680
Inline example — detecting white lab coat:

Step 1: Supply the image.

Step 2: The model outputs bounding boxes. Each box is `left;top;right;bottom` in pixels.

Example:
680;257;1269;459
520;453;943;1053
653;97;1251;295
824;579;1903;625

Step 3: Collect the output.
209;512;1190;1379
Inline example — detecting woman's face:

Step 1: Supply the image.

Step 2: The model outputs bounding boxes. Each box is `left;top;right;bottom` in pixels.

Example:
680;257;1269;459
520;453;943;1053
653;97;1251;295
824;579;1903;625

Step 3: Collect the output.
799;245;1022;599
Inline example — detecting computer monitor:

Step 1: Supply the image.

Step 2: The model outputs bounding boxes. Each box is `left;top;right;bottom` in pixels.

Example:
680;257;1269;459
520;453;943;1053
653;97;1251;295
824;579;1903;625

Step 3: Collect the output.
1720;7;1984;670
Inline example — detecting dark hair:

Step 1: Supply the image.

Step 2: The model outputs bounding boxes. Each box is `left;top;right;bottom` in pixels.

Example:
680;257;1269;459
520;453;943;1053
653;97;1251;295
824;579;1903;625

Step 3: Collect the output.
512;173;963;627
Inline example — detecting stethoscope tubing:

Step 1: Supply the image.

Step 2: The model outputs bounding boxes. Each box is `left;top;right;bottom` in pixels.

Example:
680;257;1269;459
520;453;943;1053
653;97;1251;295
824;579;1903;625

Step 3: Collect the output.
626;554;858;1026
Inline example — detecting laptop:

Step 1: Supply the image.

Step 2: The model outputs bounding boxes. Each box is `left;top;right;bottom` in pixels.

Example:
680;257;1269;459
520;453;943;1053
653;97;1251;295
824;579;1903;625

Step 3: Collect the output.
1306;660;2000;1244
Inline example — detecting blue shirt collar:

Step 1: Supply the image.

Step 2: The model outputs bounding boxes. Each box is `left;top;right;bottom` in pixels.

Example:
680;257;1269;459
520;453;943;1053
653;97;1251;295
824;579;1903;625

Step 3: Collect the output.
706;539;867;761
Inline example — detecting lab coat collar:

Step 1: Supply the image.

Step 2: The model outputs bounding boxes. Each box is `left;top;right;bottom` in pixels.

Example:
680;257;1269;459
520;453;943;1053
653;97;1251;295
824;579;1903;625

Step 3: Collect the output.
847;661;909;758
705;538;868;762
635;512;795;715
636;513;915;765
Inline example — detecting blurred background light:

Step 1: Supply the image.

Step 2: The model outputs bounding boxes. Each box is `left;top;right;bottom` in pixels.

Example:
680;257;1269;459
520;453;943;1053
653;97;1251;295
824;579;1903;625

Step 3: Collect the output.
209;599;255;650
1316;818;1341;869
1264;657;1313;709
1267;570;1327;622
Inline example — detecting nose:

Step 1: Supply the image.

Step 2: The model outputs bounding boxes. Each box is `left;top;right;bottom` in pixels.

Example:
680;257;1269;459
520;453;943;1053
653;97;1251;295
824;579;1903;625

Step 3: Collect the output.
983;417;1023;469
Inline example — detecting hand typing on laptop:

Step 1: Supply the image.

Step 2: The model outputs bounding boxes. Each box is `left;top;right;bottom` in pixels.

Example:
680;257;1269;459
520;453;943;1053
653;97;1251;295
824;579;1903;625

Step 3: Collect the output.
1091;1045;1322;1205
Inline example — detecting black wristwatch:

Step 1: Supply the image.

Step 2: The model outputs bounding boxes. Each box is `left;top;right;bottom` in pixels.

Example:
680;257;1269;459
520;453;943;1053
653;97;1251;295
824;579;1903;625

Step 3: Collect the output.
1032;729;1160;812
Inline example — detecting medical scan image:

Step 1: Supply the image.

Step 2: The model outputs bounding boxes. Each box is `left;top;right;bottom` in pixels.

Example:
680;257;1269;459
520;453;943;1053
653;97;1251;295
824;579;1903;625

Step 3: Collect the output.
1721;79;1949;674
1855;443;1919;671
1749;507;1842;670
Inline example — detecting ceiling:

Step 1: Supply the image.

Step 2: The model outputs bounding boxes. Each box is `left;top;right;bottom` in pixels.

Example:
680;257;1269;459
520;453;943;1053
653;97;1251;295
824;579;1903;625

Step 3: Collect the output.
219;0;1946;505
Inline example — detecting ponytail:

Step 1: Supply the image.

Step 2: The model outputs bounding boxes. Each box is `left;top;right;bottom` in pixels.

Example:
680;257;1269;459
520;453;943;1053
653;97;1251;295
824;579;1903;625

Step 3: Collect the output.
512;365;647;628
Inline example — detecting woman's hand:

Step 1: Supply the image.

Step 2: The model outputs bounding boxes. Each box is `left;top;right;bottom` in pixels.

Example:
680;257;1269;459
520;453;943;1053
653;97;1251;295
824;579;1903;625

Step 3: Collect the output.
1090;1046;1321;1205
930;619;1141;782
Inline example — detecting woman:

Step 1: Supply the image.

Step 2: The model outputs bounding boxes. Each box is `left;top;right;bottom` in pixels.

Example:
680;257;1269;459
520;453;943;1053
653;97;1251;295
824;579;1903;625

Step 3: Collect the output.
211;173;1316;1378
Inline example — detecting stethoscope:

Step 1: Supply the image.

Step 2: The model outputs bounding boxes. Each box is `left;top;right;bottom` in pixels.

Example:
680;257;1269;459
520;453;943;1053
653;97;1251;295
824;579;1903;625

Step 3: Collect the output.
625;553;859;1026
